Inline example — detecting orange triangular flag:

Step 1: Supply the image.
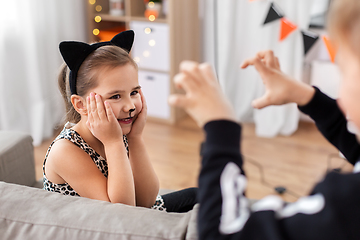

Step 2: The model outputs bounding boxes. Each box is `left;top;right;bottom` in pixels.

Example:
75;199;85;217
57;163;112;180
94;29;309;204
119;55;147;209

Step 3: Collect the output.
279;18;297;41
322;35;337;63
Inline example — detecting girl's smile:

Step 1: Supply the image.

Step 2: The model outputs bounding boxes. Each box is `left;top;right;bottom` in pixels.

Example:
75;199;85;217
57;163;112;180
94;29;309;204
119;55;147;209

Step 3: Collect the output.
118;117;134;124
117;113;138;125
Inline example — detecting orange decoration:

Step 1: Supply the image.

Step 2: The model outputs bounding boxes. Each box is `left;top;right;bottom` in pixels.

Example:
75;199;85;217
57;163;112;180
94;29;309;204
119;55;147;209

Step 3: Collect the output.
144;9;159;20
322;35;337;63
279;18;297;41
97;26;126;42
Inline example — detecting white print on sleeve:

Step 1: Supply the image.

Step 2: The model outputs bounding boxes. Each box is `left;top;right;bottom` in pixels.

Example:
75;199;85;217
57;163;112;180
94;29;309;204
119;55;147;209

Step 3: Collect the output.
251;194;325;219
219;162;250;234
219;162;326;235
353;161;360;173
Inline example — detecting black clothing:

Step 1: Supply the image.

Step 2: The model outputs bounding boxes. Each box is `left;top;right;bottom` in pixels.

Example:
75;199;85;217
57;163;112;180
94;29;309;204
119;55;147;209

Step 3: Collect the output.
162;187;198;213
197;87;360;240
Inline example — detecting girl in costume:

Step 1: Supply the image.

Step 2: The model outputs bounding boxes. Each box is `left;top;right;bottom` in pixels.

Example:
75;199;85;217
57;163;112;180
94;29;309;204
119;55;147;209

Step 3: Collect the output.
43;31;197;212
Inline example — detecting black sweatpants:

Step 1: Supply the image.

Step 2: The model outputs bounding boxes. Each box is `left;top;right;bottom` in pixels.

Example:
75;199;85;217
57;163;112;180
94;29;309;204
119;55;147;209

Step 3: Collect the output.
161;187;198;213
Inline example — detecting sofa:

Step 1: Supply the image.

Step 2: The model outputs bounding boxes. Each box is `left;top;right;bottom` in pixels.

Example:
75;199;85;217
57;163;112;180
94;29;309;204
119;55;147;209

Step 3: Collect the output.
0;131;199;240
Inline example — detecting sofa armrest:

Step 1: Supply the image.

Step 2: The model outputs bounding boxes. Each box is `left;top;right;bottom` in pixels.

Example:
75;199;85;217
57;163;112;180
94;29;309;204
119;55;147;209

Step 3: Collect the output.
0;131;36;187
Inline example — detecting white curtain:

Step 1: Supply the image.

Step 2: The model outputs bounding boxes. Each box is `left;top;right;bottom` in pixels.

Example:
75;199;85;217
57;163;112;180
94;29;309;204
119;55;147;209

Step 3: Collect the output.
201;0;314;137
0;0;87;145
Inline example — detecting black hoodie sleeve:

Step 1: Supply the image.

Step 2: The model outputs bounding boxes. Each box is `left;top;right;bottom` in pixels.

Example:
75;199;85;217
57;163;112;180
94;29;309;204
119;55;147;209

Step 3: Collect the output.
298;86;360;165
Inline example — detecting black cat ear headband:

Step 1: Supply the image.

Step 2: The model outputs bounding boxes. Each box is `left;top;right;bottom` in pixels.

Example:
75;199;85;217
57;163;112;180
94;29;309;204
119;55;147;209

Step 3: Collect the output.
59;30;135;95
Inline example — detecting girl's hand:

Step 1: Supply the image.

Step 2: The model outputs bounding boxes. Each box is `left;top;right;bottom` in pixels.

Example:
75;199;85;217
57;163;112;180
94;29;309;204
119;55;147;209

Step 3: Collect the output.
241;50;315;108
127;89;147;139
169;61;237;128
86;92;123;145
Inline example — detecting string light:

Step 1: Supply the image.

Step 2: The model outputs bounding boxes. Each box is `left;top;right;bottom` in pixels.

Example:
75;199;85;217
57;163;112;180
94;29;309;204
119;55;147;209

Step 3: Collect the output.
133;57;140;63
144;27;152;34
149;39;156;46
95;5;102;12
94;16;102;23
93;29;100;35
143;51;150;57
149;15;156;21
89;0;96;5
148;2;155;8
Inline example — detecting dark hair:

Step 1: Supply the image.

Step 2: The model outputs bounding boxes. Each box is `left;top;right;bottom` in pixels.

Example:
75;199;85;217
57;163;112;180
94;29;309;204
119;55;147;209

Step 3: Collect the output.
58;45;138;123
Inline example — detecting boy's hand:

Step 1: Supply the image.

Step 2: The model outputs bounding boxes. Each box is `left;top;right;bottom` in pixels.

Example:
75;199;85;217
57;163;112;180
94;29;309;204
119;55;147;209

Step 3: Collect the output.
169;61;236;128
127;89;146;139
241;50;315;108
86;92;123;146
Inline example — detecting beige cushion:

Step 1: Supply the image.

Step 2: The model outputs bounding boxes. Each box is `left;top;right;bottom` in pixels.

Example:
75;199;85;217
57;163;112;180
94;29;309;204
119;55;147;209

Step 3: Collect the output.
0;181;198;240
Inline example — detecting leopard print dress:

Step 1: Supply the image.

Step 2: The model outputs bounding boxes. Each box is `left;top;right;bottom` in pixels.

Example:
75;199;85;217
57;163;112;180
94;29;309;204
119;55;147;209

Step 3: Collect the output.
43;122;166;211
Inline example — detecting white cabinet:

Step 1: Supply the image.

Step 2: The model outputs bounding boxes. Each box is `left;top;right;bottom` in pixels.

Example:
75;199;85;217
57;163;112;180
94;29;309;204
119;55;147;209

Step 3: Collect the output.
138;70;170;119
130;21;170;72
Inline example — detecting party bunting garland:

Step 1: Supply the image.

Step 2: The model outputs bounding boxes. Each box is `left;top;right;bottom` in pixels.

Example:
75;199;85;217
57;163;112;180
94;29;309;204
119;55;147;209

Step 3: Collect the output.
259;1;337;62
279;18;297;41
301;30;320;55
264;2;284;24
322;35;337;63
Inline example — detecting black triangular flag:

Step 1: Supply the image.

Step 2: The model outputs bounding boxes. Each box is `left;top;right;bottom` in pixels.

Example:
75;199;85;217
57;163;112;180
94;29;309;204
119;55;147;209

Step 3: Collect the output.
264;2;284;25
302;30;319;55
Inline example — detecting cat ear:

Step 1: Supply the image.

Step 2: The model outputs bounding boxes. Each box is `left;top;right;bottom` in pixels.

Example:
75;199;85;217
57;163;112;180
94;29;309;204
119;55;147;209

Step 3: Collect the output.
111;30;135;53
59;41;91;70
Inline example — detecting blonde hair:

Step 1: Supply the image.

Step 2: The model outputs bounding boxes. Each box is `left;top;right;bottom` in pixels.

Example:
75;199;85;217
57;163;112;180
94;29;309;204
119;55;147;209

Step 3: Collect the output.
328;0;360;57
58;45;138;123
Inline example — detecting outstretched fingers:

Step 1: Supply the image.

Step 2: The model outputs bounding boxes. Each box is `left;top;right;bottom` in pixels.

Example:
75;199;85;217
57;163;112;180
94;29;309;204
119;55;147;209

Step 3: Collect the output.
198;63;218;85
179;61;204;86
173;72;197;92
241;55;268;76
252;94;271;109
168;93;190;109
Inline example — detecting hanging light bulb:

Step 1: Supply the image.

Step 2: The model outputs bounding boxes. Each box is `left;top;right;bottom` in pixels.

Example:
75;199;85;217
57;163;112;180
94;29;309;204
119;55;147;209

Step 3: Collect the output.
143;51;150;57
144;27;152;34
94;16;102;23
93;29;100;35
149;15;156;21
133;57;140;63
149;39;156;46
95;5;102;12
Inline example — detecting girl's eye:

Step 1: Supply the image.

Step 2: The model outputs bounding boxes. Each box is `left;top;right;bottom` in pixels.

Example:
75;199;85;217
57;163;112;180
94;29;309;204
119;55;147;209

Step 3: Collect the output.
110;94;120;100
131;90;139;96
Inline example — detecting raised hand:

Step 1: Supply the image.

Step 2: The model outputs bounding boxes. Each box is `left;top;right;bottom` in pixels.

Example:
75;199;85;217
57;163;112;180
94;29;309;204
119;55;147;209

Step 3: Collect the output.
86;92;123;145
168;61;236;128
241;50;315;108
127;89;146;139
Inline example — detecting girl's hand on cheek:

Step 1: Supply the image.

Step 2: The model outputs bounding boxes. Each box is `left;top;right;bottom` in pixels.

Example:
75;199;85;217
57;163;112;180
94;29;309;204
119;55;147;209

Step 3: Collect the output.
127;89;147;139
86;92;123;145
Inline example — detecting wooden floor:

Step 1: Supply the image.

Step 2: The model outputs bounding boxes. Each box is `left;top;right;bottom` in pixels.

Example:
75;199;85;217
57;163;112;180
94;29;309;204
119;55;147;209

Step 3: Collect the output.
34;117;353;202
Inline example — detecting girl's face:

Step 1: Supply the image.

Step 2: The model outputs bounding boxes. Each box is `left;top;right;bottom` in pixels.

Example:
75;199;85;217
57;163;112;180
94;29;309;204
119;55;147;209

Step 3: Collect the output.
337;42;360;131
89;63;142;135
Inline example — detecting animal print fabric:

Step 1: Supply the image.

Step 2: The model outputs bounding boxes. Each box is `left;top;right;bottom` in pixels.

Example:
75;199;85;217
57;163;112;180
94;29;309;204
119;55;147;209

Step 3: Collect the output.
43;122;166;211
